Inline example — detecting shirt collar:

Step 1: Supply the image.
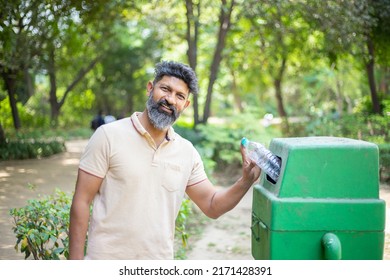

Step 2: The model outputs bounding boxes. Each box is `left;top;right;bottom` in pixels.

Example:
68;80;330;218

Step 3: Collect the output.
130;112;176;141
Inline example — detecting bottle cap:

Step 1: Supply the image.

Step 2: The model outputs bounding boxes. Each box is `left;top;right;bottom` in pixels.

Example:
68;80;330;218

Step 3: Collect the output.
241;137;248;147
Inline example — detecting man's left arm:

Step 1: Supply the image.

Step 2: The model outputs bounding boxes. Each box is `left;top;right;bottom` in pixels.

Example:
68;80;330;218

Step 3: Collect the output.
186;145;261;219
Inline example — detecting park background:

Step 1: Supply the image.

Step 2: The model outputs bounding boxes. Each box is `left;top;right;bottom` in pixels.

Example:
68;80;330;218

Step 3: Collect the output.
0;0;389;260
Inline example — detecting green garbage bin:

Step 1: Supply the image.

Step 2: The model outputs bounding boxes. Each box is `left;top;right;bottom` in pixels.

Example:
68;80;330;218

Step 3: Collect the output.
251;136;386;260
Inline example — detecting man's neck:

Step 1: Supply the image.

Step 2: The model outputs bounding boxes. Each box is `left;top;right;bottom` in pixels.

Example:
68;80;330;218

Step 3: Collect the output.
138;110;169;147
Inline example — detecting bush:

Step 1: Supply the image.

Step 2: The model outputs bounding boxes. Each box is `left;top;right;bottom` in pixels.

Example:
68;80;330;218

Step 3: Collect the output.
0;126;85;160
0;138;66;160
290;111;390;183
174;114;281;177
9;189;72;260
174;198;192;260
379;144;390;183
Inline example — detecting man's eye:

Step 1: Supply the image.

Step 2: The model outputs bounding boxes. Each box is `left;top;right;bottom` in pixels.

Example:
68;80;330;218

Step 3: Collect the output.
178;95;185;100
161;87;169;91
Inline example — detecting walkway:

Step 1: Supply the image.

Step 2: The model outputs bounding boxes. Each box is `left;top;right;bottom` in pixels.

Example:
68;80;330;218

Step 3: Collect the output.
0;140;87;259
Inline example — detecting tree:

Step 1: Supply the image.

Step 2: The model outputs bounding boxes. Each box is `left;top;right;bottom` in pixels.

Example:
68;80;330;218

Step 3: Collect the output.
302;0;390;115
138;0;236;126
0;122;5;144
184;0;235;126
202;0;235;124
0;0;131;128
185;0;200;125
0;0;42;129
363;0;390;113
92;22;162;117
39;0;124;125
244;0;311;133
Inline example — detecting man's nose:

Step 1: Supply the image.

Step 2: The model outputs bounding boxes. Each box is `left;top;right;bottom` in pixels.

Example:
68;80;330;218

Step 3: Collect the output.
165;92;175;105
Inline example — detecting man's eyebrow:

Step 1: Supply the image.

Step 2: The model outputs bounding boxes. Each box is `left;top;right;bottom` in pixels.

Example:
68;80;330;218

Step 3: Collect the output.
159;83;171;89
160;83;189;96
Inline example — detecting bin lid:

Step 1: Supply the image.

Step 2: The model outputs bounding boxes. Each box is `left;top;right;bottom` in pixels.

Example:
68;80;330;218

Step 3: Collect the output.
263;137;379;199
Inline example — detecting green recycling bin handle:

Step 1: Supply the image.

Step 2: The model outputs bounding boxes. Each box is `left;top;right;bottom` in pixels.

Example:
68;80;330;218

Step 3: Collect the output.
251;212;266;242
322;232;342;260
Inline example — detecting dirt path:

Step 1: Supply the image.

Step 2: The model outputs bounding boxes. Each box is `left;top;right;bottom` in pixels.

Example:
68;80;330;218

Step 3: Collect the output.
0;140;86;260
0;139;389;260
186;187;253;259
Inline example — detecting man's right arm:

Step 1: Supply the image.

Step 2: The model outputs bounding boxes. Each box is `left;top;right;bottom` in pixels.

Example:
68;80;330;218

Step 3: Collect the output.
68;169;103;260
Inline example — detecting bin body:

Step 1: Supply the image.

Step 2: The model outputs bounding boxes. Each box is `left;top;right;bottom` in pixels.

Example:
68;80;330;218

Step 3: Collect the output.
251;137;386;260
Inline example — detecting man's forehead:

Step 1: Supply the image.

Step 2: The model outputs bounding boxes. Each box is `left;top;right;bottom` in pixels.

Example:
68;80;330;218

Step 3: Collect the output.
158;76;190;94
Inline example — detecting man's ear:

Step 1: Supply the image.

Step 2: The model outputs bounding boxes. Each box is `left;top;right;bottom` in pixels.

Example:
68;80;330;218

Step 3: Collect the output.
146;81;153;96
184;99;191;110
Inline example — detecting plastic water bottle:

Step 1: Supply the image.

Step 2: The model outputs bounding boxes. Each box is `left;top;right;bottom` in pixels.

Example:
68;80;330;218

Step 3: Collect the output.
241;137;281;182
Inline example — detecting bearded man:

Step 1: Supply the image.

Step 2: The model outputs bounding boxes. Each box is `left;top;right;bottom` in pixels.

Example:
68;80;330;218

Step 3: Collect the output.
68;61;260;260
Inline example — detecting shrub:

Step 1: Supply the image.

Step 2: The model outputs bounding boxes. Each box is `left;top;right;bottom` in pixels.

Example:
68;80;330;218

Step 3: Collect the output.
174;198;192;260
174;114;281;177
379;144;390;183
0;138;66;161
9;189;72;260
289;108;389;182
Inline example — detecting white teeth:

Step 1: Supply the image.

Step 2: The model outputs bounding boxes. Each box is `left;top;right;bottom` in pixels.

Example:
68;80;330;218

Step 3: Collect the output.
160;104;173;114
162;104;171;110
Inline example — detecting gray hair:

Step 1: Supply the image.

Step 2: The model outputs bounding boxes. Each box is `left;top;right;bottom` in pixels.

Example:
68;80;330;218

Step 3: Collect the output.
153;61;198;95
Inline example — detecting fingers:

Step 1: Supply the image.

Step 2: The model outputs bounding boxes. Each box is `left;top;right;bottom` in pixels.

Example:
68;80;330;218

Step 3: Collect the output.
241;139;261;183
240;142;249;164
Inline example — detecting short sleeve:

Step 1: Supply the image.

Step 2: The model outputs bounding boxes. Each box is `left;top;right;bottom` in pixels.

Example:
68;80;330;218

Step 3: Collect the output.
79;127;110;178
187;146;208;187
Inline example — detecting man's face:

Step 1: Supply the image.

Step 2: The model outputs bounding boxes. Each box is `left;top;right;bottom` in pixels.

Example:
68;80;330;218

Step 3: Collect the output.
146;76;190;130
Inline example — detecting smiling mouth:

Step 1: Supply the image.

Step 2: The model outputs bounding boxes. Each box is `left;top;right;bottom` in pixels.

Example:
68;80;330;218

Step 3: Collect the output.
159;103;174;114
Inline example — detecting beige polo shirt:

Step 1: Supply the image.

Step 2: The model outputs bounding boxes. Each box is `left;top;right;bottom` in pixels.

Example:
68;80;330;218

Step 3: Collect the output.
79;112;207;259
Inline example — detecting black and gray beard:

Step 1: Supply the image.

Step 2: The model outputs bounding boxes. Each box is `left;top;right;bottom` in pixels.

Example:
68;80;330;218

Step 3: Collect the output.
146;92;180;130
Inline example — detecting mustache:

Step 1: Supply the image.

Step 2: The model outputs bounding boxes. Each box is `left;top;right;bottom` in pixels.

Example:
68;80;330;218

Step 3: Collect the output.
158;99;178;115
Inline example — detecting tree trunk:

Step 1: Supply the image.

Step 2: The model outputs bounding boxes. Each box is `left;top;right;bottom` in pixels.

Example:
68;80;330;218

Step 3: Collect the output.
47;48;60;125
24;67;34;101
231;68;243;113
202;0;235;124
273;56;289;133
366;36;381;114
0;122;5;145
185;0;200;127
47;45;101;126
2;71;22;129
335;77;344;117
59;56;100;108
378;66;389;95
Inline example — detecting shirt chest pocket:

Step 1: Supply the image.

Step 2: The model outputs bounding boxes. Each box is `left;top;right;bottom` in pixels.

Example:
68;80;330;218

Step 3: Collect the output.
160;162;183;192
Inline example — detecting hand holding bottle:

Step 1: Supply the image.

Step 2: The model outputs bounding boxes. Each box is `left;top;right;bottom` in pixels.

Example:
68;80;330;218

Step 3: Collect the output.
241;137;281;182
239;141;261;187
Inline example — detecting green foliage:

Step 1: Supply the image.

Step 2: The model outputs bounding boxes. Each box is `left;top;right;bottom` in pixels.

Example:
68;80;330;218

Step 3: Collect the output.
0;138;66;160
175;113;282;176
0;126;91;160
174;199;192;255
9;189;72;260
174;199;209;260
91;22;162;116
290;101;390;183
196;124;243;171
299;97;390;144
5;127;92;141
0;96;50;129
379;144;390;183
58;89;96;128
